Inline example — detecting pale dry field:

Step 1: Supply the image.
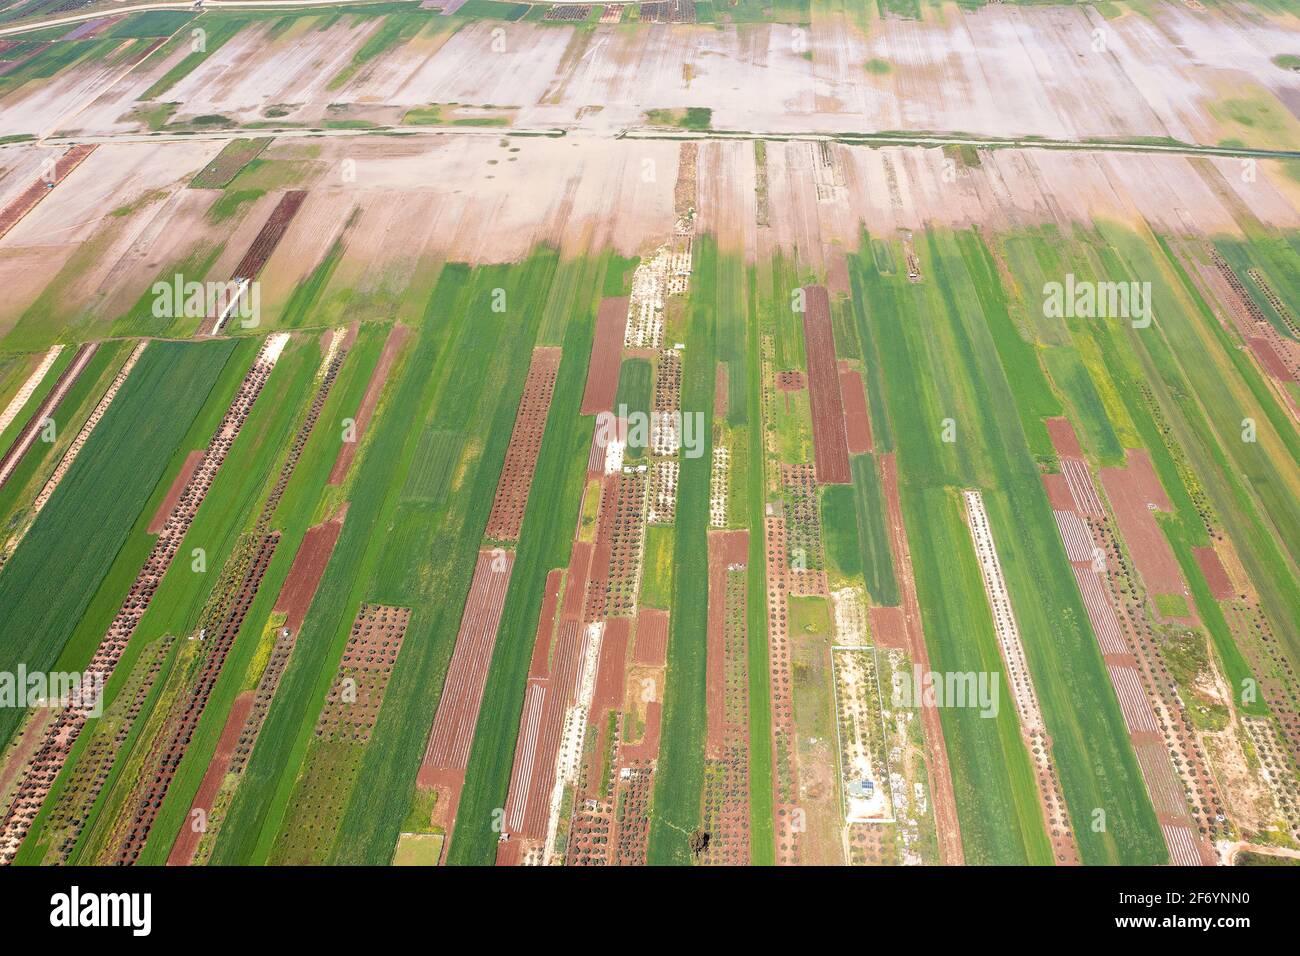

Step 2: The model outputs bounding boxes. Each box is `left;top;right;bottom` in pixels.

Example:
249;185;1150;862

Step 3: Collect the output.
13;4;1297;143
2;129;1300;342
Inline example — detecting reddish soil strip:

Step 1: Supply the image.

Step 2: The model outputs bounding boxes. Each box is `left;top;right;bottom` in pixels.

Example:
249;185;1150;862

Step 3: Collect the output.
562;541;594;620
1193;546;1235;601
714;362;729;419
0;337;283;865
501;677;549;837
423;550;516;770
633;608;669;666
0;341;97;491
1124;448;1173;510
166;692;254;866
584;621;630;794
528;570;563;679
502;596;594;850
0;145;96;240
1042;472;1075;511
593;618;630;716
1062;459;1104;516
837;362;872;454
0;708;56;810
147;449;205;534
231;190;307;282
1045;417;1085;459
486;347;562;540
867;605;907;650
879;452;964;864
114;532;280;864
501;571;564;843
800;286;851;484
580;297;629;415
273;514;346;634
494;836;523;866
1099;452;1187;600
1248;338;1293;382
583;472;647;620
706;530;748;755
328;324;409;485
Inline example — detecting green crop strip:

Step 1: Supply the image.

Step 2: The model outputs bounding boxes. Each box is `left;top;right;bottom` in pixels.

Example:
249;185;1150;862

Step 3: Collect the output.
647;235;720;864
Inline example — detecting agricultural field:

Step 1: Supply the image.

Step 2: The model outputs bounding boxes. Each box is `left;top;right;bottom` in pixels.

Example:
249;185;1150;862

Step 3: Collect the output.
1;0;1299;891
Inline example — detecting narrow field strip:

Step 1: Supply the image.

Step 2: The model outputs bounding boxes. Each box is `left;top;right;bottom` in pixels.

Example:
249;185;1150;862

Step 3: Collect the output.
0;345;61;441
0;341;146;569
962;489;1078;865
0;342;97;491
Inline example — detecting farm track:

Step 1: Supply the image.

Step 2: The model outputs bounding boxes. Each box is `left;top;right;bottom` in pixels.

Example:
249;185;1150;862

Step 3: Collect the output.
0;334;285;865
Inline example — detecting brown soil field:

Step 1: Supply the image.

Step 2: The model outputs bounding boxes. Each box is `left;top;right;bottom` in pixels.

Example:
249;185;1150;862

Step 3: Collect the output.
1100;451;1188;603
594;618;630;717
837;362;872;455
231;190;307;283
580;296;628;415
166;691;254;867
867;605;907;651
423;549;516;771
1042;472;1076;512
801;285;850;484
273;512;346;634
633;608;669;667
486;347;562;540
1194;546;1236;601
1249;337;1293;382
1045;416;1086;459
147;448;204;535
